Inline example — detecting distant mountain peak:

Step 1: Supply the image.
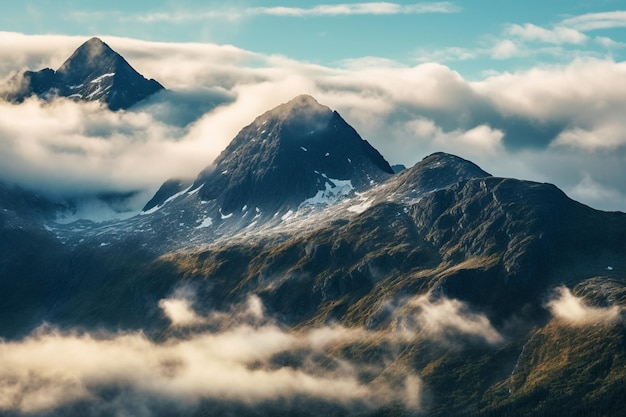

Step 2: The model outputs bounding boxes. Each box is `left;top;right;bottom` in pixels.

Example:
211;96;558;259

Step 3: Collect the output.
57;37;116;73
270;94;331;118
2;37;164;110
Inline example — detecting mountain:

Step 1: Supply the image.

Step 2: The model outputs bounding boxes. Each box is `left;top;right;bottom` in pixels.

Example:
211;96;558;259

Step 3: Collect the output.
145;95;393;214
2;37;163;110
1;95;625;417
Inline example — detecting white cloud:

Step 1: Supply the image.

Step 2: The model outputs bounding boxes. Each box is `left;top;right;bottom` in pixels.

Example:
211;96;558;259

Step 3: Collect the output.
553;123;626;150
566;174;626;211
393;295;504;345
491;39;520;59
0;327;366;414
562;11;626;32
130;2;461;23
0;293;424;416
546;286;621;325
507;23;588;45
159;298;205;327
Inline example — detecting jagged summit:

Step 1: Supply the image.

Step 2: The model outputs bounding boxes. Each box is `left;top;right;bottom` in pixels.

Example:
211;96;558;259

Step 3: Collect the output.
56;37;118;78
190;95;394;212
2;37;164;110
143;95;394;213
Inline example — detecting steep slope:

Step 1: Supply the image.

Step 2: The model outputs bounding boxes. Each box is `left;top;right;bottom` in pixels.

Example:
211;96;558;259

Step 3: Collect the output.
157;95;393;213
138;95;394;242
3;37;163;110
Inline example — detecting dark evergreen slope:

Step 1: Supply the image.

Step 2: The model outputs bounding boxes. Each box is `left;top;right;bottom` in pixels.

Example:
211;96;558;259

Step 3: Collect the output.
3;37;163;110
190;94;394;212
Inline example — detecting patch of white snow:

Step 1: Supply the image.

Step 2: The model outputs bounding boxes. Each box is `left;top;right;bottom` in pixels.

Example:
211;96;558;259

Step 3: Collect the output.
187;184;204;195
282;210;294;221
195;217;214;229
90;73;115;83
220;208;233;219
140;185;193;215
301;177;354;207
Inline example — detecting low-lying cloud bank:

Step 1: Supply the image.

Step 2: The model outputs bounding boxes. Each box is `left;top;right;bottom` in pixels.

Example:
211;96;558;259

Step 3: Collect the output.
1;32;626;211
0;291;508;416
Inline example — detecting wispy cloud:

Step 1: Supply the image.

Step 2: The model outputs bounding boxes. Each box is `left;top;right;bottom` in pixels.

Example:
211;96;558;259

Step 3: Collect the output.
0;294;424;415
507;23;587;45
562;11;626;31
131;2;461;23
546;286;621;325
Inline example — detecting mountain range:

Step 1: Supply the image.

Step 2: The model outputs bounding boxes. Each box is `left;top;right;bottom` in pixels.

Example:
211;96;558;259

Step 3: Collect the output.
0;40;625;417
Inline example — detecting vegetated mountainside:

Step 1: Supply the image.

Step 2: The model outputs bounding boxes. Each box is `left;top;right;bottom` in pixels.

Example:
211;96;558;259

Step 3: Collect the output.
1;37;163;110
160;159;626;416
0;95;625;416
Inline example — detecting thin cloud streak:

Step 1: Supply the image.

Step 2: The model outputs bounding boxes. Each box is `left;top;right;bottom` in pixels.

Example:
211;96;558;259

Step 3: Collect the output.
131;2;461;23
507;23;587;45
562;11;626;31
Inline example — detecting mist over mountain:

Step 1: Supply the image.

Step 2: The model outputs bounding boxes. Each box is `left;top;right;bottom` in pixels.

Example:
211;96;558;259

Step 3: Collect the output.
0;90;625;417
2;37;163;110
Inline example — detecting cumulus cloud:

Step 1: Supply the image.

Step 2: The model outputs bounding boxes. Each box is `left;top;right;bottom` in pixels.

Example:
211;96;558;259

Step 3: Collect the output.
546;286;621;325
1;32;626;212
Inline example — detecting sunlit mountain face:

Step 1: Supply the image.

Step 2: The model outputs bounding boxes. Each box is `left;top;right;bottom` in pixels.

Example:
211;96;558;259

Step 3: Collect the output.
0;39;626;417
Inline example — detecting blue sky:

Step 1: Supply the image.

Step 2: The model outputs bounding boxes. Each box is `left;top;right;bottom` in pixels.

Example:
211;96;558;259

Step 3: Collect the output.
1;1;626;213
5;1;626;78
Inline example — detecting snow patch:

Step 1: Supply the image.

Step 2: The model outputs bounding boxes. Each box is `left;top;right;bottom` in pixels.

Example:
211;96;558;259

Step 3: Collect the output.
141;185;192;215
195;217;213;229
187;184;204;195
281;210;294;221
90;73;115;83
302;176;354;207
220;208;233;219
